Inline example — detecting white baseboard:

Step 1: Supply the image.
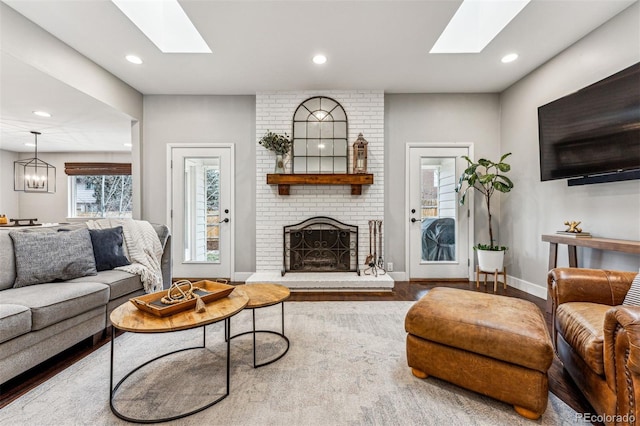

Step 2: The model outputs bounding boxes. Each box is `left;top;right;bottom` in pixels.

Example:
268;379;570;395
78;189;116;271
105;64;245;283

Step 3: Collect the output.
389;271;408;281
233;272;254;282
507;275;547;300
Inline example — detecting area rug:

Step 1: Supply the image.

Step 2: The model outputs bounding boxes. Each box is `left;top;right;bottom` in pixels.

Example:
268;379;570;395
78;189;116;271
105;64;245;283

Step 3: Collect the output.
1;302;577;425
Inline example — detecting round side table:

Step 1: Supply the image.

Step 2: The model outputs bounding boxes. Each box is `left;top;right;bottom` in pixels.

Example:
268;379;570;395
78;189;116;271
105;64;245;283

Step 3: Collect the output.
109;290;248;423
230;283;290;368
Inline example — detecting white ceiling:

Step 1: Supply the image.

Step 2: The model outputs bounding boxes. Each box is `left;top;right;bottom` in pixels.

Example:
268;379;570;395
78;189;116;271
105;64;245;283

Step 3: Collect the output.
0;52;133;153
1;0;637;152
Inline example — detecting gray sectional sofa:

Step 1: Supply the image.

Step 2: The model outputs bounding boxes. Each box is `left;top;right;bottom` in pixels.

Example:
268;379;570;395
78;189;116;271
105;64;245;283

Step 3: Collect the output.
0;222;171;384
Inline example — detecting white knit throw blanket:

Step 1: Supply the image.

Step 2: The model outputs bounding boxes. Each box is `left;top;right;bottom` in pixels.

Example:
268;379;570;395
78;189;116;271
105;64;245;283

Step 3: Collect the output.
86;219;163;293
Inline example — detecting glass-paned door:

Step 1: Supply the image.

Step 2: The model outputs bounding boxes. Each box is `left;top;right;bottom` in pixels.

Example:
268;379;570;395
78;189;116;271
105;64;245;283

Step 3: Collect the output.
171;146;233;278
408;146;471;279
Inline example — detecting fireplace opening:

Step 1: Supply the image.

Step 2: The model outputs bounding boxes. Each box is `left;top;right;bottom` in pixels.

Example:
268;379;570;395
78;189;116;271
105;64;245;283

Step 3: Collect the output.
283;216;358;275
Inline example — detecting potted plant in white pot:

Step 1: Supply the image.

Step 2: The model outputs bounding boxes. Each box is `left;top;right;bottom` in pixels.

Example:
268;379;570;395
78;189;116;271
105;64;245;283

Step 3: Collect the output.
259;130;292;174
456;153;514;272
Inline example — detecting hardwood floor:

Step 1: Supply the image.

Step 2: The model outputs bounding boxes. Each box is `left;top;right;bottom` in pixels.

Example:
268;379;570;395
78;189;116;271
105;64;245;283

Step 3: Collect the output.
0;280;595;422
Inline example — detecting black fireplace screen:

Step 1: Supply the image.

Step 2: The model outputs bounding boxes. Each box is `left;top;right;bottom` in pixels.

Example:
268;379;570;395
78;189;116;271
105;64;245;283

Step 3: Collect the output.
283;216;358;275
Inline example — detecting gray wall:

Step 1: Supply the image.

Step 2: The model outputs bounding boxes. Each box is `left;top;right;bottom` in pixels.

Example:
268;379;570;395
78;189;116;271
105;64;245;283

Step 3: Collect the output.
0;150;20;219
384;94;501;274
500;3;640;289
142;95;256;274
9;152;132;223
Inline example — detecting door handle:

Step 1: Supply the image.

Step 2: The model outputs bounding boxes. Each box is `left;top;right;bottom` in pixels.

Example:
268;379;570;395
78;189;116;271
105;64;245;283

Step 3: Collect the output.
411;218;418;223
222;218;230;223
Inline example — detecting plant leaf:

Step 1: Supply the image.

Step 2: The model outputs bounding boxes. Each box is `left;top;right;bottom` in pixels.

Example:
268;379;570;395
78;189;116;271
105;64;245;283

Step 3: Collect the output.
497;175;514;188
499;152;512;162
493;181;511;192
496;162;511;172
464;165;477;175
479;173;495;184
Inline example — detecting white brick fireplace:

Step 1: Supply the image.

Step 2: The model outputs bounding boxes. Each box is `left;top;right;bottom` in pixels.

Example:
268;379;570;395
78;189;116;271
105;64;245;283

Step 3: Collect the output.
248;90;393;290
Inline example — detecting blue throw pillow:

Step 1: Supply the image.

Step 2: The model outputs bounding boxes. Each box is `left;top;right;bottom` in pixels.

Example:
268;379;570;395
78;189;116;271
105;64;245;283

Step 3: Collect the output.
89;226;130;272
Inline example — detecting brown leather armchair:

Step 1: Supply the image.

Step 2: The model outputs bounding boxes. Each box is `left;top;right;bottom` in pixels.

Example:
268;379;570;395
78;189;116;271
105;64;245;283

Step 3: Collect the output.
548;268;638;425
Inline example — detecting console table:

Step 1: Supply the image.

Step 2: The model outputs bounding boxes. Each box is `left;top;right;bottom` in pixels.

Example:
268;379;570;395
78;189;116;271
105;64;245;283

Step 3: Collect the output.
541;234;640;270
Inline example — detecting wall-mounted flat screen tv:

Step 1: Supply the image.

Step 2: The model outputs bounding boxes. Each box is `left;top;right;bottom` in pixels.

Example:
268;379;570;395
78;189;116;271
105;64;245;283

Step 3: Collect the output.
538;62;640;185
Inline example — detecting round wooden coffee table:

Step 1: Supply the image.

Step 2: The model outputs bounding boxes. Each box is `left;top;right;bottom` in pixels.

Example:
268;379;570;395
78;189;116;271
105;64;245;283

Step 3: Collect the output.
109;289;248;423
230;283;290;368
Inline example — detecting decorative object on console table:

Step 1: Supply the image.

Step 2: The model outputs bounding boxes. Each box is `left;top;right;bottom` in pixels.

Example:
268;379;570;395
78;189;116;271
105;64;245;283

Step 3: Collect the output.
556;220;591;238
14;131;56;193
352;133;368;174
456;153;514;272
563;220;584;233
555;231;591;238
0;215;7;225
258;130;291;174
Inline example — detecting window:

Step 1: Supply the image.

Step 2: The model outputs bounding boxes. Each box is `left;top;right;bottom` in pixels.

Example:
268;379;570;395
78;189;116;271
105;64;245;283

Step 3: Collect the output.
292;96;349;173
420;158;456;220
183;158;220;263
65;163;133;218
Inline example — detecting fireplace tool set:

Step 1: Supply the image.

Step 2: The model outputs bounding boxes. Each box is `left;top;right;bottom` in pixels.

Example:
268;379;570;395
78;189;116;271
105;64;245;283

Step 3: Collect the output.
364;220;386;276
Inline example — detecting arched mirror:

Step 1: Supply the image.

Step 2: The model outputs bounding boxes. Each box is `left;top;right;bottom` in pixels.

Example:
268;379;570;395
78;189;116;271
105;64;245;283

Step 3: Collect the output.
292;96;348;173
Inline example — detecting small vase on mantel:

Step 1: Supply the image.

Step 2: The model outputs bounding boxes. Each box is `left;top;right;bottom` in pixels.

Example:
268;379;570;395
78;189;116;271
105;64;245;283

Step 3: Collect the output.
274;154;285;174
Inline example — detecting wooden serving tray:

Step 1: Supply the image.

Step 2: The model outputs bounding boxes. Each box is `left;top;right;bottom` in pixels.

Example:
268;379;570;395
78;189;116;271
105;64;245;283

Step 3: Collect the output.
130;280;235;317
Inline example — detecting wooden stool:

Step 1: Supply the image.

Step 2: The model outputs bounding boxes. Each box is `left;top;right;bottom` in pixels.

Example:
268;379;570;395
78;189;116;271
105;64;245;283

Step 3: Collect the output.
476;265;507;292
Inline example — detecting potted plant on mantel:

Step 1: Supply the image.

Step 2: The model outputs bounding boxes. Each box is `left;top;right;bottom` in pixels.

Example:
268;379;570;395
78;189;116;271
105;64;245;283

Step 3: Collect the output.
456;153;514;272
259;130;292;174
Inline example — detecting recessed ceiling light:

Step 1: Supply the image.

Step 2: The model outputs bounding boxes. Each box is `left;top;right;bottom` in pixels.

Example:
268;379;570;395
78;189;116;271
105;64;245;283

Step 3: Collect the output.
123;143;133;148
126;54;143;65
112;0;211;53
313;54;327;65
430;0;531;53
24;142;36;147
501;53;519;63
33;111;51;118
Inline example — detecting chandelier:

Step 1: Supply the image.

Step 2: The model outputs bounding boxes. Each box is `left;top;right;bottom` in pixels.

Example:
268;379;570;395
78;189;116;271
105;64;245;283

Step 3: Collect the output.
14;131;56;193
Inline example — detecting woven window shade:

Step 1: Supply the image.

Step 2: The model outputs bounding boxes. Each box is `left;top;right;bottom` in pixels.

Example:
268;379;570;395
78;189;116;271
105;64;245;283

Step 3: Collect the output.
64;162;131;176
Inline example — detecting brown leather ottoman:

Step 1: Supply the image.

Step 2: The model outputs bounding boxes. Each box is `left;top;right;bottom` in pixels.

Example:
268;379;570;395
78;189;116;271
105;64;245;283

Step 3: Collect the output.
405;287;554;420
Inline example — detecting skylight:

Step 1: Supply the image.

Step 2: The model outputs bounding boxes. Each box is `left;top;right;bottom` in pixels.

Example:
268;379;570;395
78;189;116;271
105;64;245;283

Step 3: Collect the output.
112;0;211;53
430;0;530;54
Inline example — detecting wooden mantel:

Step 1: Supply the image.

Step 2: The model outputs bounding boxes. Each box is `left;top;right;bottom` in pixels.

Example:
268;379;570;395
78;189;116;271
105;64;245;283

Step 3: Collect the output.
267;173;374;195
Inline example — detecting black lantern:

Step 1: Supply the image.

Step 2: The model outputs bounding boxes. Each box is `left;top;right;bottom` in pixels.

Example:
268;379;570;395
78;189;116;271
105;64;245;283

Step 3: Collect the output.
352;133;368;174
14;131;56;193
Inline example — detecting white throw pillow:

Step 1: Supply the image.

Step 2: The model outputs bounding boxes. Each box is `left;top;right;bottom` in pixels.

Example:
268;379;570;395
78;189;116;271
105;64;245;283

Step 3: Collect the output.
623;273;640;306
